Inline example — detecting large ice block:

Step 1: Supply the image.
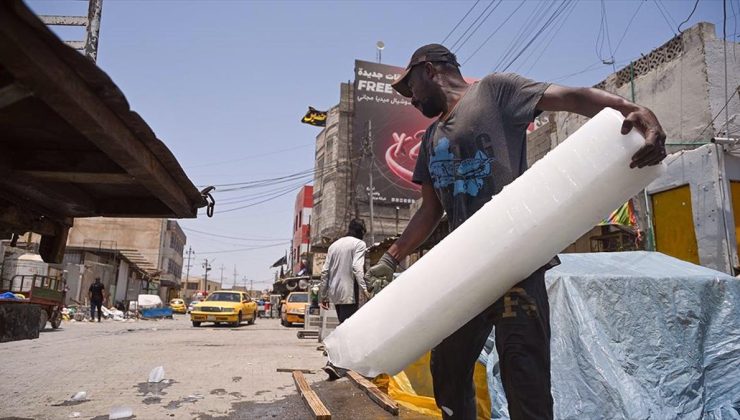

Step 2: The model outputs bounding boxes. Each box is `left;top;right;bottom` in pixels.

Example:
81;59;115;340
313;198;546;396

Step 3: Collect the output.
324;108;666;377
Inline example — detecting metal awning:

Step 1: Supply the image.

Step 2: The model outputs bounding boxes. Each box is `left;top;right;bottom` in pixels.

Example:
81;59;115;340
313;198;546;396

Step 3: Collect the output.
0;1;209;262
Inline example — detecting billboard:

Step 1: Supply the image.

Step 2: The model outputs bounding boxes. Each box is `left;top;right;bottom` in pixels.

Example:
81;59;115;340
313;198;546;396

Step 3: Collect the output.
353;60;431;206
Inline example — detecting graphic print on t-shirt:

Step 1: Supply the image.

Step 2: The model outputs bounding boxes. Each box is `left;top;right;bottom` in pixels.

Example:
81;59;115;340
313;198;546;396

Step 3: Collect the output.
429;137;494;197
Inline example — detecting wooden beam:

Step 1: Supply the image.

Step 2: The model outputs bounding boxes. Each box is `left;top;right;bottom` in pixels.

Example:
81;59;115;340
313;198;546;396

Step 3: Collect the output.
19;170;135;184
95;199;173;217
63;40;85;50
0;158;97;216
38;15;87;26
0;6;196;217
292;371;331;420
346;371;399;416
277;368;315;374
39;223;69;263
9;150;117;173
0;202;63;235
0;82;32;109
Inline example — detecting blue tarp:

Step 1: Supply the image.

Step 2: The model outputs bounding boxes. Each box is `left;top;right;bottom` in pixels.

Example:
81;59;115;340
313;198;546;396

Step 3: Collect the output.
0;292;20;300
483;252;740;419
140;307;173;319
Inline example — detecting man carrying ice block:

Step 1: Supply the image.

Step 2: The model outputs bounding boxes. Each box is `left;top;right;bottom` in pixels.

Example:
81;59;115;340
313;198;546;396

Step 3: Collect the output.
361;44;667;419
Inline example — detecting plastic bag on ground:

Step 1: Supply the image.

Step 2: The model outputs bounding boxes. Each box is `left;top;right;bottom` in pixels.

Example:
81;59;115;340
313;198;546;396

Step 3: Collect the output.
70;391;86;401
148;366;165;383
109;406;133;419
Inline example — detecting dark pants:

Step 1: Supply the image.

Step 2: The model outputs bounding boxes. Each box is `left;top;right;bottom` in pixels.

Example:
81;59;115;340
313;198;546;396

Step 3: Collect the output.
90;300;103;321
335;304;358;323
335;276;361;324
431;262;555;420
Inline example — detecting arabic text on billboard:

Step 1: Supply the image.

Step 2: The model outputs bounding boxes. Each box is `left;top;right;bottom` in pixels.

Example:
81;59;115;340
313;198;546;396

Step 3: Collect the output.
353;60;434;206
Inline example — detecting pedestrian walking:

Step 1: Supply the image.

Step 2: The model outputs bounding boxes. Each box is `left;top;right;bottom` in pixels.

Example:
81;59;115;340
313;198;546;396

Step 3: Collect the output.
320;219;371;381
364;43;667;419
88;277;106;322
319;219;370;324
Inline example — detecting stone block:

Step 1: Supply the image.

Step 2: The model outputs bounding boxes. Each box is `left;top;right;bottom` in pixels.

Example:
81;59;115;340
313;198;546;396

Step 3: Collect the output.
0;303;41;343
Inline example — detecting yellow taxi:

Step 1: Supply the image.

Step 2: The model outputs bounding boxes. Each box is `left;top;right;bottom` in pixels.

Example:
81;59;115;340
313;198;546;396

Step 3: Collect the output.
169;298;186;314
190;291;257;327
281;292;308;327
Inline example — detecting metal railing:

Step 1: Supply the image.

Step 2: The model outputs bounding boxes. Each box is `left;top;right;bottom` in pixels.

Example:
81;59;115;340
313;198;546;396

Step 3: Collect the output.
1;274;62;294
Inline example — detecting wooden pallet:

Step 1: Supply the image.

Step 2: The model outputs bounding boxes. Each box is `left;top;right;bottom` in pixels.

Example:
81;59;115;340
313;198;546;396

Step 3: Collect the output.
347;370;399;416
293;371;331;420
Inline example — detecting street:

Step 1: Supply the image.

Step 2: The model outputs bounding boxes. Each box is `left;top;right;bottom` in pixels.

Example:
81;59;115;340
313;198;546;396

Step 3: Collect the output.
0;315;328;419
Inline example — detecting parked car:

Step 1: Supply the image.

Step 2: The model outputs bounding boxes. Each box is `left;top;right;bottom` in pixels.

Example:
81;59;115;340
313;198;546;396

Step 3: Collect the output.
281;292;308;327
169;298;186;314
187;300;200;313
190;291;257;327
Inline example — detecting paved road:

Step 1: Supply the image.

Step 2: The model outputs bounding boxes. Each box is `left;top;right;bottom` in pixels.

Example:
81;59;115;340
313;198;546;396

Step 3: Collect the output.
0;315;328;419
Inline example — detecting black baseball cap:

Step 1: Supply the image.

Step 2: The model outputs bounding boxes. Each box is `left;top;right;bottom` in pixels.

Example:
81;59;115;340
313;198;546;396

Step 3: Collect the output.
391;44;460;98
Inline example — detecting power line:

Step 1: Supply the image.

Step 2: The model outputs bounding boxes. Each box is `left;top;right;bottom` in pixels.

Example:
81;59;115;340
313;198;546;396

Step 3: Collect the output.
453;0;503;54
495;0;557;72
678;0;701;33
519;0;579;75
657;0;679;29
182;227;288;242
613;0;645;57
186;144;314;169
450;0;498;51
652;0;678;35
196;242;289;255
461;0;526;66
595;0;616;66
217;177;312;205
697;87;739;138
209;182;308;214
497;0;575;72
441;0;481;44
204;156;360;191
493;1;552;71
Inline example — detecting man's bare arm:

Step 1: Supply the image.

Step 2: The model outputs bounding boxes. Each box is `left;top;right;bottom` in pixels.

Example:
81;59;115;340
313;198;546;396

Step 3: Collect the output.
386;183;444;262
537;84;667;168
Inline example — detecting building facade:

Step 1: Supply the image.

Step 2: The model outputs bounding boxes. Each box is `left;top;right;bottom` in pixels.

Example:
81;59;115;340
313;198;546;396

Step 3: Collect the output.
181;275;221;301
291;185;313;274
66;218;187;301
310;84;414;249
311;22;738;259
526;22;739;253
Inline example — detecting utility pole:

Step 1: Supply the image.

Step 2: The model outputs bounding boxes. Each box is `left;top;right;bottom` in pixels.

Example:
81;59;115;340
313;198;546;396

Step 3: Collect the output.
250;279;254;298
232;265;237;290
363;120;375;244
184;247;194;297
202;258;212;291
219;264;225;288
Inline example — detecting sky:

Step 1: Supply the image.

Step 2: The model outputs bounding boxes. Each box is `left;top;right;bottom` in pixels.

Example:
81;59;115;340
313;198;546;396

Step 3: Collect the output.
27;0;727;289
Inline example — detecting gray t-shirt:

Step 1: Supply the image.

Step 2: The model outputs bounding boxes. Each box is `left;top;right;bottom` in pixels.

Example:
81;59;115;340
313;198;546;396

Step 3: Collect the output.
412;73;549;231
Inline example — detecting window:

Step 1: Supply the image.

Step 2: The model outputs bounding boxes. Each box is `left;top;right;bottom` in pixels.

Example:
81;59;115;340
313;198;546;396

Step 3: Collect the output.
187;283;198;290
326;137;334;161
169;235;184;254
288;293;308;303
166;259;182;278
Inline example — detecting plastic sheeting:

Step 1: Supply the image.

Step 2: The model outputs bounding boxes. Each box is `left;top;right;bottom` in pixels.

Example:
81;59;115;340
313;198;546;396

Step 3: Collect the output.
137;294;163;309
373;352;491;419
484;252;740;419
